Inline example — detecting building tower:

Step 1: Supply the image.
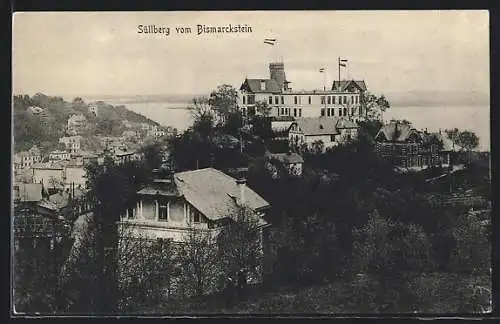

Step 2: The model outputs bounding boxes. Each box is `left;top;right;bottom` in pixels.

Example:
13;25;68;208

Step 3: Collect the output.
269;62;288;91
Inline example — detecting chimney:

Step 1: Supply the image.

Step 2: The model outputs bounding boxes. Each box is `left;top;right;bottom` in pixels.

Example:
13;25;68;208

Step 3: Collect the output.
236;178;246;205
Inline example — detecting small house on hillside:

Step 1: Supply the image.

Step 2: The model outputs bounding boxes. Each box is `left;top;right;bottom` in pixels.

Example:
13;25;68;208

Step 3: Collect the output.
265;151;304;178
288;117;359;152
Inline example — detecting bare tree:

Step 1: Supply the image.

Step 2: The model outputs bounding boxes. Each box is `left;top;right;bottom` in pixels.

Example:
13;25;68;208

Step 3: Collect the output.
217;206;266;285
115;221;175;312
176;227;221;297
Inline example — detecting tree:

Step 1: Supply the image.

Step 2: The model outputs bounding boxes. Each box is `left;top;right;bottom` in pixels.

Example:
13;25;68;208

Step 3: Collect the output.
115;222;175;311
190;96;216;135
456;131;479;164
362;92;390;121
311;140;324;155
254;100;272;117
208;84;239;123
217;206;265;284
176;228;221;297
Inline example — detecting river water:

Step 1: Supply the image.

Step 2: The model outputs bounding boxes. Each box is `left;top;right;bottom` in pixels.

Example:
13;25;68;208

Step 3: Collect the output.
101;100;490;152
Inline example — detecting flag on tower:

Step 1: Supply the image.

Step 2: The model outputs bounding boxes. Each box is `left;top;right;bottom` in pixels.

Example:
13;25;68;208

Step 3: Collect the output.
264;38;277;45
319;68;325;73
339;58;348;67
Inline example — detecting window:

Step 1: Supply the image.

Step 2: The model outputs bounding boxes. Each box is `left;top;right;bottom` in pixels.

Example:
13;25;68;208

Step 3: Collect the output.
327;108;331;117
321;108;325;116
247;95;255;104
299;109;302;117
269;96;273;104
281;96;284;104
327;96;331;105
308;96;311;104
351;107;355;115
351;95;354;103
190;207;201;223
331;135;336;142
294;96;298;105
127;207;134;219
299;96;302;104
339;108;342;116
275;96;279;105
281;108;284;115
333;96;336;104
159;204;168;221
243;96;246;105
321;96;325;104
343;108;347;116
343;96;347;104
294;108;297;117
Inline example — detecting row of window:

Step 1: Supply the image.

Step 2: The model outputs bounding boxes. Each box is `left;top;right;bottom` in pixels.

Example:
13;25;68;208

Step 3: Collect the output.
278;107;302;117
125;202;202;223
242;94;360;106
321;95;358;105
321;107;357;117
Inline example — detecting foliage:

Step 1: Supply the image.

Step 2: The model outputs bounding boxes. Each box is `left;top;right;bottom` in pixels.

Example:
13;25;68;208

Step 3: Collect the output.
217;206;264;283
176;229;221;297
251;116;273;143
116;223;175;311
254;100;272;117
208;84;239;121
362;92;390;121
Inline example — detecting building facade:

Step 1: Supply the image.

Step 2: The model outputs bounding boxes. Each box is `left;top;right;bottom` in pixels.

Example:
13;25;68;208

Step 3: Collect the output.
238;62;367;122
289;117;359;151
59;136;82;153
374;122;451;169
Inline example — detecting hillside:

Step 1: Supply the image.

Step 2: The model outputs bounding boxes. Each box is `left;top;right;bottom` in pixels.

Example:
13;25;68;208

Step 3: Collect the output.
12;93;160;153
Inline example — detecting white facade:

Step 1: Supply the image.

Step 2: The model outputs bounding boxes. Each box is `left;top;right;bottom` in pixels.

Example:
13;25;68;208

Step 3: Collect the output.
238;90;363;120
119;197;218;243
64;166;87;189
33;167;65;188
49;150;71;161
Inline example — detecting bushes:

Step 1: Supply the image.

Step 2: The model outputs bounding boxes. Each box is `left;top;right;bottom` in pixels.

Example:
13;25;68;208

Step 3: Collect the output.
449;212;491;274
351;211;433;274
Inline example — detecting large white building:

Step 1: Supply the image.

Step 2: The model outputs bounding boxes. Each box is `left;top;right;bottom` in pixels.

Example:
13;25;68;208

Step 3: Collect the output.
238;62;367;122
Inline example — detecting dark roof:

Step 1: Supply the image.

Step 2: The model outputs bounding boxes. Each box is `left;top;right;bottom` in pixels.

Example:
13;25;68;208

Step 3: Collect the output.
268;152;304;164
240;78;282;93
14;183;43;202
331;80;367;92
290;117;358;136
174;168;270;221
375;122;421;142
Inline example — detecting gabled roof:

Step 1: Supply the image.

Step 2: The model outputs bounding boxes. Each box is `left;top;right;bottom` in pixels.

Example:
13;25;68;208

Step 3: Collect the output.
240;78;282;93
173;168;270;221
375;122;421;143
331;80;367;92
268;152;304;164
14;183;43;202
290;117;358;136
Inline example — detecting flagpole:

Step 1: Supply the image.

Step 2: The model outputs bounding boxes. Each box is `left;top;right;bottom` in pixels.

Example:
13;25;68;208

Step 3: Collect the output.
338;57;340;88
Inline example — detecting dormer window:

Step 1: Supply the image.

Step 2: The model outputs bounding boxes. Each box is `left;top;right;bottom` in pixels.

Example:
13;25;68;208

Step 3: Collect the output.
260;81;266;91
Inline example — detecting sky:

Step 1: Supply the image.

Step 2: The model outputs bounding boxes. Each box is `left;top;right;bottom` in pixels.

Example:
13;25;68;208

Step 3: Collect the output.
12;11;489;97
